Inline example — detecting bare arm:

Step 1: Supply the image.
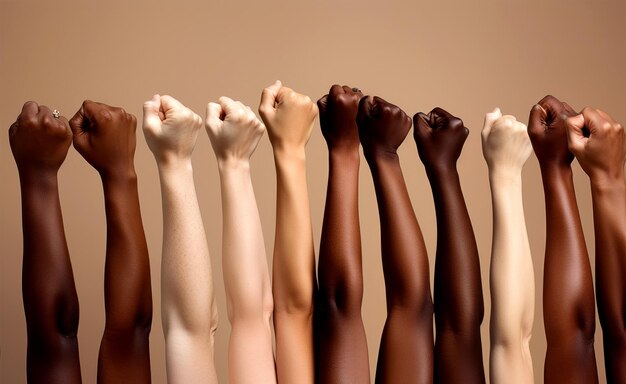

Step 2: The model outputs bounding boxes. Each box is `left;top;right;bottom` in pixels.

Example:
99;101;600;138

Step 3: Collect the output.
10;102;81;384
206;97;276;384
143;95;218;383
481;109;534;384
259;81;317;384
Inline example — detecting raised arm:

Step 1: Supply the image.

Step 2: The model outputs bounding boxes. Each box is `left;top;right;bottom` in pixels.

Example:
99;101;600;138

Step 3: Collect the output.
528;96;598;383
316;85;370;384
414;108;485;384
357;96;434;384
258;81;317;384
566;107;626;383
205;97;276;384
10;102;81;384
143;95;218;383
69;101;152;384
481;109;534;384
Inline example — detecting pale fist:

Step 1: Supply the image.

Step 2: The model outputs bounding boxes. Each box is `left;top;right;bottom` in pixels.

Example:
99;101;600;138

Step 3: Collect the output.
318;84;363;151
566;107;626;183
205;96;265;163
143;94;203;167
258;80;317;151
357;96;412;157
9;101;72;174
414;107;469;171
481;108;532;171
527;95;577;168
69;100;137;177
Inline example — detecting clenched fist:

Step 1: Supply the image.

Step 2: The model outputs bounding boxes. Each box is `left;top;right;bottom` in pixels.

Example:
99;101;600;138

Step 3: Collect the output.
528;95;577;168
357;96;412;157
9;101;72;175
413;107;469;171
69;100;138;178
259;80;317;152
566;107;626;184
481;108;532;172
318;85;363;151
143;94;203;167
205;96;265;164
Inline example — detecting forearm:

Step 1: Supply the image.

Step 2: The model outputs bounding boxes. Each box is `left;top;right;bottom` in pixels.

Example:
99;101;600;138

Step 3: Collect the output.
489;170;534;344
218;161;273;321
318;149;363;311
366;153;430;310
272;148;315;315
101;172;152;331
158;163;217;337
427;167;483;330
541;166;595;340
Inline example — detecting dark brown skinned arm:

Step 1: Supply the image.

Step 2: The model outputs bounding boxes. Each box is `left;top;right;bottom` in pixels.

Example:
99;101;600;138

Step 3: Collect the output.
10;102;82;384
316;85;370;384
414;108;485;384
528;97;598;384
358;96;433;384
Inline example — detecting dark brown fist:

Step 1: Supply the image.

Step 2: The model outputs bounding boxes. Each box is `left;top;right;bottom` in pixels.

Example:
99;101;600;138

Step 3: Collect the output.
356;96;412;157
528;95;577;168
69;100;137;177
318;85;363;151
9;101;72;175
413;107;469;171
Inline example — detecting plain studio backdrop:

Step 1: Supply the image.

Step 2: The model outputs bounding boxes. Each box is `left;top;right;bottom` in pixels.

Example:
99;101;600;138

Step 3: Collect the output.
1;0;625;383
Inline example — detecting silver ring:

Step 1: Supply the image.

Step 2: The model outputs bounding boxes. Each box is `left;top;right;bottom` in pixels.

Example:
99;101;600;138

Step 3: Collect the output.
52;110;60;118
352;88;361;92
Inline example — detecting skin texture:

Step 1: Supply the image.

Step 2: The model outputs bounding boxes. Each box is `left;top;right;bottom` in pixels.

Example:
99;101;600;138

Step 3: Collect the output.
143;95;218;383
527;96;598;383
414;108;485;384
9;102;82;384
69;101;153;384
258;81;317;384
357;96;434;384
566;108;626;384
316;85;370;384
205;97;276;384
481;109;534;384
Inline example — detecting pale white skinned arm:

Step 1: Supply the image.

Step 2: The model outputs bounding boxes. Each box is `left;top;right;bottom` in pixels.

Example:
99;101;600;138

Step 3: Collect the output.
143;94;218;383
482;109;535;384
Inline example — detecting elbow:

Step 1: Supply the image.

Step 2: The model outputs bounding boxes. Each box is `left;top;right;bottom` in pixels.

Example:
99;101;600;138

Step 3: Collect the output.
317;274;364;318
273;286;315;317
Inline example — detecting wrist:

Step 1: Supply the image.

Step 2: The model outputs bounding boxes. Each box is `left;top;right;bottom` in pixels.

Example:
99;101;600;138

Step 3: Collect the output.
273;146;306;164
590;175;626;194
425;163;458;181
101;169;138;187
18;170;59;190
217;157;251;173
363;147;399;163
157;158;193;174
329;147;360;164
488;167;522;186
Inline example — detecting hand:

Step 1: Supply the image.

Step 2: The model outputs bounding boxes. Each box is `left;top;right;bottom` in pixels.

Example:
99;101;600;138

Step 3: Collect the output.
527;95;577;169
481;108;532;172
142;94;203;168
69;100;138;178
205;96;265;165
258;80;317;152
9;101;72;175
566;107;626;184
356;96;412;157
413;107;469;171
318;84;363;151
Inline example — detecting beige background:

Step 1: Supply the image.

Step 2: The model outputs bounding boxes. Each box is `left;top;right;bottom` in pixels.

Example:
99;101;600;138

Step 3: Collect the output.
1;0;625;383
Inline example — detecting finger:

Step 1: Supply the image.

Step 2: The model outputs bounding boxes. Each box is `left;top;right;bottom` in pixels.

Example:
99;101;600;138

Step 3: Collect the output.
69;102;88;136
579;106;605;135
329;84;344;98
317;94;329;117
595;108;615;124
430;106;456;122
218;96;239;116
413;112;431;140
562;101;577;116
160;94;185;116
143;94;162;131
565;113;587;154
538;95;564;115
206;102;224;131
259;80;282;115
276;86;295;105
482;107;502;135
20;101;39;118
528;103;547;135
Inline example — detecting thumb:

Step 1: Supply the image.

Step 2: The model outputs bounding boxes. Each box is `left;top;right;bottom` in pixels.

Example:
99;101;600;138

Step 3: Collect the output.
413;112;431;141
482;107;502;138
527;103;547;136
159;95;184;118
143;94;162;131
565;113;586;155
259;80;282;118
206;102;224;133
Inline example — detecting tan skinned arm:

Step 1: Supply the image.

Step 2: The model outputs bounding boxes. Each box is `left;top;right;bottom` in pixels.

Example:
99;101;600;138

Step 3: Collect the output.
259;81;317;384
